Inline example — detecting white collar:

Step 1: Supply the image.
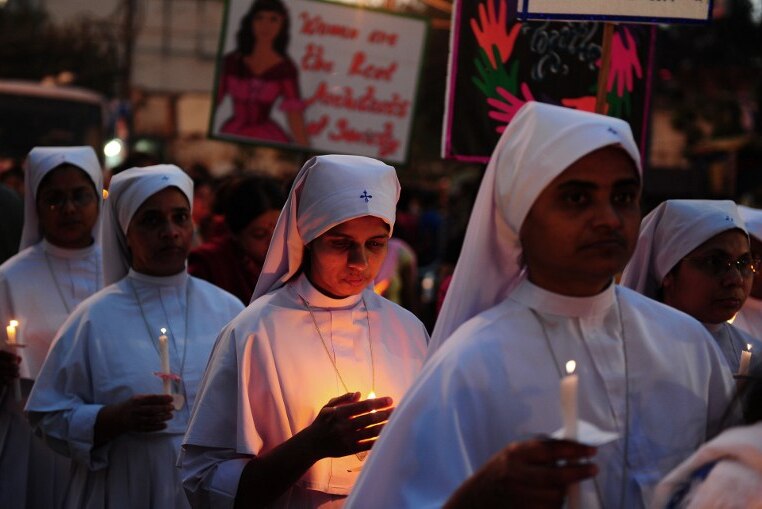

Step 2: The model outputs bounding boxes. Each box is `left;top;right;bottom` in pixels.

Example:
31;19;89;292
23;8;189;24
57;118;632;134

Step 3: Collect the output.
41;238;97;259
292;272;363;309
510;276;616;318
128;268;188;288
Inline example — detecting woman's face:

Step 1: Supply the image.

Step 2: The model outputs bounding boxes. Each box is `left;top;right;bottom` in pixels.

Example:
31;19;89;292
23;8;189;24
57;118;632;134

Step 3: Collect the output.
36;165;99;249
252;10;284;44
662;229;754;324
127;187;193;277
236;209;280;264
306;216;390;299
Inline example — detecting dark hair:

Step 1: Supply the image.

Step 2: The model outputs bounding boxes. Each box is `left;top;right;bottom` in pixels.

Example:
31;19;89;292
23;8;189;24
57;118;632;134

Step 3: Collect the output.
236;0;290;56
224;175;286;234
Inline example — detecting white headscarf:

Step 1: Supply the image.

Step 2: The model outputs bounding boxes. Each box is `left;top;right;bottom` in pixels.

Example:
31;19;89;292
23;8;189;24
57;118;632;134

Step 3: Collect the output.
20;146;104;250
102;165;194;286
251;154;400;302
739;205;762;242
429;102;641;354
620;199;746;300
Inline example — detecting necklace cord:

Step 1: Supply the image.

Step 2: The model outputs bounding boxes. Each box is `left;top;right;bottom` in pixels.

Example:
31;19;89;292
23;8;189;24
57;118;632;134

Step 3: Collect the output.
530;300;629;509
300;295;376;395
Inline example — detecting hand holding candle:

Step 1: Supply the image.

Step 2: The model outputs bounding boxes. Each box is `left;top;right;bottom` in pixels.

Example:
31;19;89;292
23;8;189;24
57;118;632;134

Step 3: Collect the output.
739;344;752;376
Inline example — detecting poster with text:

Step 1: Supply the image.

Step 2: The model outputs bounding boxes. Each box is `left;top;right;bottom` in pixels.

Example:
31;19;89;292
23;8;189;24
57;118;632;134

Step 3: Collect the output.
443;0;655;163
518;0;712;23
210;0;428;164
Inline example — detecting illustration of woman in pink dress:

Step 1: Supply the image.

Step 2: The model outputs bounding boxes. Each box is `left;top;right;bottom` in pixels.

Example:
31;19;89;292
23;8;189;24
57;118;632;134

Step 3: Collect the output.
217;0;309;146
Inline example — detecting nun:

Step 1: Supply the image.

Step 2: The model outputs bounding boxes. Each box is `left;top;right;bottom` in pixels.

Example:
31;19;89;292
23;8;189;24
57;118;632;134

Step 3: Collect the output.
732;204;762;340
180;155;428;508
344;103;733;509
0;146;103;509
620;199;762;374
25;165;243;508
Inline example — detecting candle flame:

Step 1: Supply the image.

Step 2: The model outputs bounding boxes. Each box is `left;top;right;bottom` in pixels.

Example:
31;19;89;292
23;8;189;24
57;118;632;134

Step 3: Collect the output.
367;391;376;399
9;320;18;328
102;189;109;200
748;344;753;352
160;327;167;335
565;360;576;375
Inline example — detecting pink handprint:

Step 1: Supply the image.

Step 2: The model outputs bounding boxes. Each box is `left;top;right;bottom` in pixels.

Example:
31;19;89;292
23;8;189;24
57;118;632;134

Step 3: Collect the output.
487;83;535;133
561;96;597;113
470;0;521;69
606;27;642;96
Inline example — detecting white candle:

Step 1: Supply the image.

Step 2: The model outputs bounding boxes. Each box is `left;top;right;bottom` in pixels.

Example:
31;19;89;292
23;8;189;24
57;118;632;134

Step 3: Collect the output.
6;320;18;345
560;360;578;439
561;360;580;509
159;328;171;395
739;344;752;376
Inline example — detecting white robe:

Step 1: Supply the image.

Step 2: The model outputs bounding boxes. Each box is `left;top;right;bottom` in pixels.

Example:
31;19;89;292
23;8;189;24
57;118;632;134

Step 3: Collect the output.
346;279;735;509
25;270;243;509
181;273;429;509
651;422;762;509
0;239;101;509
705;322;762;375
731;297;762;346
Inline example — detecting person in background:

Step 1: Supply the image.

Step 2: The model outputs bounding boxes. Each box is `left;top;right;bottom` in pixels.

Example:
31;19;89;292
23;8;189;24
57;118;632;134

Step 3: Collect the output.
26;165;243;508
0;165;24;198
189;175;286;304
732;204;762;339
621;200;762;374
180;155;428;508
373;236;419;315
344;102;733;509
0;146;103;509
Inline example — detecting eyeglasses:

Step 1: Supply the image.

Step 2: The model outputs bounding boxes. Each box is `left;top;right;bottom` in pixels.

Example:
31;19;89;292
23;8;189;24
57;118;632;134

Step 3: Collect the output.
39;189;97;211
683;254;761;278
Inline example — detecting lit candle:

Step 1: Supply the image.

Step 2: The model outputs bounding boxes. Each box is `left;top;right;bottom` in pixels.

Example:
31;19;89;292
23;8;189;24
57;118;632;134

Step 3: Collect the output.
5;320;21;401
159;328;171;395
6;320;18;345
367;391;377;413
739;344;752;376
561;360;580;509
560;360;578;439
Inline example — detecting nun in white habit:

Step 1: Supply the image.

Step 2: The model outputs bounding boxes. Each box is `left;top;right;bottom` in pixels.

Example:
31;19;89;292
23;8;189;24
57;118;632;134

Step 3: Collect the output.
345;102;733;509
0;146;103;509
180;155;428;509
732;205;762;340
25;165;243;509
620;199;762;374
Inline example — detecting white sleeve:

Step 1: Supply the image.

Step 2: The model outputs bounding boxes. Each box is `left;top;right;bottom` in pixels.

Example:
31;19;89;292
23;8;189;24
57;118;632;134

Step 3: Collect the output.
25;314;111;470
180;445;251;509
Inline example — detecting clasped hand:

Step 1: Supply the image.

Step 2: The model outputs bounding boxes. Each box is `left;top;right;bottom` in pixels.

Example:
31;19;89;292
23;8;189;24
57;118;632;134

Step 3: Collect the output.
307;392;393;459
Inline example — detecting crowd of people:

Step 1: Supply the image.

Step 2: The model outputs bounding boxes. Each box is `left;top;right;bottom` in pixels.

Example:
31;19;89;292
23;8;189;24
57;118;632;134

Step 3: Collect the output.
0;102;761;509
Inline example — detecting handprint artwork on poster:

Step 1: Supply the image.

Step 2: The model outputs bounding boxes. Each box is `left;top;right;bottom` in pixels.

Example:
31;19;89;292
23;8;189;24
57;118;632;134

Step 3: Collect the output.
443;0;654;162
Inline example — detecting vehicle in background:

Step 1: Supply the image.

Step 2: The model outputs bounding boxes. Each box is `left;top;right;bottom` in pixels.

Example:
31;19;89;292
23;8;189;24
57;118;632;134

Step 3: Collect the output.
0;80;105;163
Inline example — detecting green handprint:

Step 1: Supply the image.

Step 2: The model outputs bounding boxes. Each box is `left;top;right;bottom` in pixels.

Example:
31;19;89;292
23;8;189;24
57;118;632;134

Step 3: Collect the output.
472;46;519;100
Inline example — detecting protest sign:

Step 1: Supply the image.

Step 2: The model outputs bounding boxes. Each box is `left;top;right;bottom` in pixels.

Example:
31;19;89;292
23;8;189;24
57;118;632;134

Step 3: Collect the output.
517;0;713;23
